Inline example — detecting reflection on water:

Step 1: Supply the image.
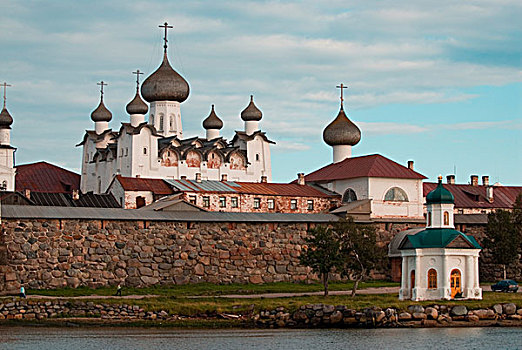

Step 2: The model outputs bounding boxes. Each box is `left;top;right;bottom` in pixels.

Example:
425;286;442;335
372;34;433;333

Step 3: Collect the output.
0;326;521;350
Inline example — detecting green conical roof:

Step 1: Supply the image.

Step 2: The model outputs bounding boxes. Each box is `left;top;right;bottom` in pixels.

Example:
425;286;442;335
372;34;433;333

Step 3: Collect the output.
426;176;454;204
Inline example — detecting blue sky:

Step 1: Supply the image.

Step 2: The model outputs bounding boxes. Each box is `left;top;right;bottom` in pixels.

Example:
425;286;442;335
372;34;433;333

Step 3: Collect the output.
0;0;520;185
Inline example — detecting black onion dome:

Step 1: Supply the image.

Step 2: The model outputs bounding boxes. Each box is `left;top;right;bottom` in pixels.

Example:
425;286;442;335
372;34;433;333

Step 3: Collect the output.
141;54;190;103
240;95;262;121
323;106;361;146
202;105;223;130
126;91;149;115
0;107;13;128
90;100;112;122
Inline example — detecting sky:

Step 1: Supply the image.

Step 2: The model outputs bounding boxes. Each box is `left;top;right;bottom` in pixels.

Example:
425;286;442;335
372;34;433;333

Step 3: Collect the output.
0;0;521;185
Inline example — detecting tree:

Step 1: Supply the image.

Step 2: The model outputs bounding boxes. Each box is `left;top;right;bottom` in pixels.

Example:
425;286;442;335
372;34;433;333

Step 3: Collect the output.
299;225;345;296
335;217;385;297
483;196;522;279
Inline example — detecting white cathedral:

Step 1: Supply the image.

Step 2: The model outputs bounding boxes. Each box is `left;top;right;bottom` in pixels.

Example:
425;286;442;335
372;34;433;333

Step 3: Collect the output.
79;26;274;194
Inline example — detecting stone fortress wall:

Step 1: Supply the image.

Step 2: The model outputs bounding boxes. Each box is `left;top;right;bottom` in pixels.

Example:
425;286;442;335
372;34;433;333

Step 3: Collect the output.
0;216;517;292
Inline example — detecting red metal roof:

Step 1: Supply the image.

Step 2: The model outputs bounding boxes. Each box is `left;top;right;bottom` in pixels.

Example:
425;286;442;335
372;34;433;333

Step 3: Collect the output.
304;154;426;182
423;182;522;209
16;161;80;193
115;175;174;195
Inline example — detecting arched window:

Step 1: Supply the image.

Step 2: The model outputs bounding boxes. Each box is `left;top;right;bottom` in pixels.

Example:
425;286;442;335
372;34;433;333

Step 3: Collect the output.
444;211;450;225
342;188;357;203
427;212;432;226
384;187;409;202
159;115;164;131
1;180;7;190
169;115;174;131
428;269;437;289
150;114;154;125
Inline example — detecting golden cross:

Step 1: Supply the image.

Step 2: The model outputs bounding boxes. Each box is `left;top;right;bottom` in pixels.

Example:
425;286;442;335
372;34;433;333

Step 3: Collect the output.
132;69;144;92
336;83;348;104
159;22;173;53
1;82;12;108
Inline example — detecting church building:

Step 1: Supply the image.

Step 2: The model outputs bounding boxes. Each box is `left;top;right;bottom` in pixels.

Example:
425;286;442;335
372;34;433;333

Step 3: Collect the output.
78;23;274;195
0;83;16;192
397;176;482;301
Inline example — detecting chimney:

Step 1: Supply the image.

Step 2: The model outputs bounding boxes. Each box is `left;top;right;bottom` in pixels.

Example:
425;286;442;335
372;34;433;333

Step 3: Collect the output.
487;186;494;203
470;175;479;186
446;175;455;185
181;175;187;180
482;176;489;187
260;175;267;183
24;189;31;200
407;161;414;170
72;189;80;200
195;173;202;183
221;174;228;182
297;173;305;186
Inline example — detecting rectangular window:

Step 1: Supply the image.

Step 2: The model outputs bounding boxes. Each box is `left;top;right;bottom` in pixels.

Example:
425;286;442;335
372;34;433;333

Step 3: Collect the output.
254;198;261;209
189;195;196;204
290;199;297;210
202;196;210;208
267;199;275;210
307;200;314;211
143;147;147;155
219;196;226;208
231;197;238;208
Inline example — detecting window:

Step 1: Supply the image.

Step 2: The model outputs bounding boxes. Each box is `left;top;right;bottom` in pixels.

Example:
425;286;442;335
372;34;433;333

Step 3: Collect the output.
267;199;275;210
254;198;261;209
219;196;226;208
428;269;437;289
159;115;164;131
384;187;409;202
256;153;260;161
125;148;128;157
143;147;147;155
202;196;210;208
1;180;7;190
290;199;297;210
307;200;314;211
427;212;432;226
169;116;174;131
150;114;154;125
342;188;357;203
189;195;196;204
231;197;238;208
443;211;450;225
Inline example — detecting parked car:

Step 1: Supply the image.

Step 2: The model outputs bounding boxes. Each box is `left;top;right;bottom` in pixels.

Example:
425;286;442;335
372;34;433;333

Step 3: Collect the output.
491;279;519;292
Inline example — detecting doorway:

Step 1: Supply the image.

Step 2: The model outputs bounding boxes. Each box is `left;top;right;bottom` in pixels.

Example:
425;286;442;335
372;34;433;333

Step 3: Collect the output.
450;269;461;298
136;196;146;209
410;270;415;297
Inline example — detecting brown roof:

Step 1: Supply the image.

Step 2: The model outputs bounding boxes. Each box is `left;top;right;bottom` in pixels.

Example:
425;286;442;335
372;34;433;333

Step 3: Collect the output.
423;182;522;209
115;175;174;195
232;182;338;197
16;161;80;193
303;154;426;182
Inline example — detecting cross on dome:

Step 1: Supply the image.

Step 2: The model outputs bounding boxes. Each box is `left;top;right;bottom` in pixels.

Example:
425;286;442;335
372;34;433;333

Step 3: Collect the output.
159;22;173;54
336;83;348;106
1;82;12;108
97;81;108;100
132;70;144;92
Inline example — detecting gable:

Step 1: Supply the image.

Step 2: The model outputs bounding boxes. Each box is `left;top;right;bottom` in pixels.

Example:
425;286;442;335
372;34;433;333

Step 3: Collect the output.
446;235;475;248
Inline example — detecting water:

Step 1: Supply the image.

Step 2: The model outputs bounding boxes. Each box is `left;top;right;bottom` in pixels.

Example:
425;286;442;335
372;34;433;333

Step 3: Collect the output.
0;327;521;350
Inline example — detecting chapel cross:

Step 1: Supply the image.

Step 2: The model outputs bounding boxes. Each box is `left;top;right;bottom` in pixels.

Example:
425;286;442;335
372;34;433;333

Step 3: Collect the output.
97;81;108;99
159;22;173;53
336;83;348;104
1;82;12;108
132;69;144;91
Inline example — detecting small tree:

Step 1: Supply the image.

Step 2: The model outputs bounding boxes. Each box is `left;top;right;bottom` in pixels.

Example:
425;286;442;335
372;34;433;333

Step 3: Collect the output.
483;196;522;279
335;217;385;297
299;225;345;296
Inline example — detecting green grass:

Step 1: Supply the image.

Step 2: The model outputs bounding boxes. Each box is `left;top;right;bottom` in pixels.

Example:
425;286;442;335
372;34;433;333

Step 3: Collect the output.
27;280;399;298
46;291;522;316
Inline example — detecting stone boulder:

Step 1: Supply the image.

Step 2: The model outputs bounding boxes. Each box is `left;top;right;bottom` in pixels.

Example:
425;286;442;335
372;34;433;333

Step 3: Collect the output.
450;305;468;317
493;304;503;314
425;307;438;320
502;303;517;315
399;312;412;321
407;305;424;314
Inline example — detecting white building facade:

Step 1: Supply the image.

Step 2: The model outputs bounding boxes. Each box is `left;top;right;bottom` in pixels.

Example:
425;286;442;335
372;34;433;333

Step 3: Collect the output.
398;177;482;301
0;99;16;191
79;30;274;195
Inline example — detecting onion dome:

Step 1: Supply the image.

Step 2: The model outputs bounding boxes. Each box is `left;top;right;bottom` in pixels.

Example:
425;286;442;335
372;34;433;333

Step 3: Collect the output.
426;176;455;204
202;105;223;130
141;54;190;103
90;99;112;122
0;107;13;128
126;92;149;115
323;105;361;146
240;95;262;121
